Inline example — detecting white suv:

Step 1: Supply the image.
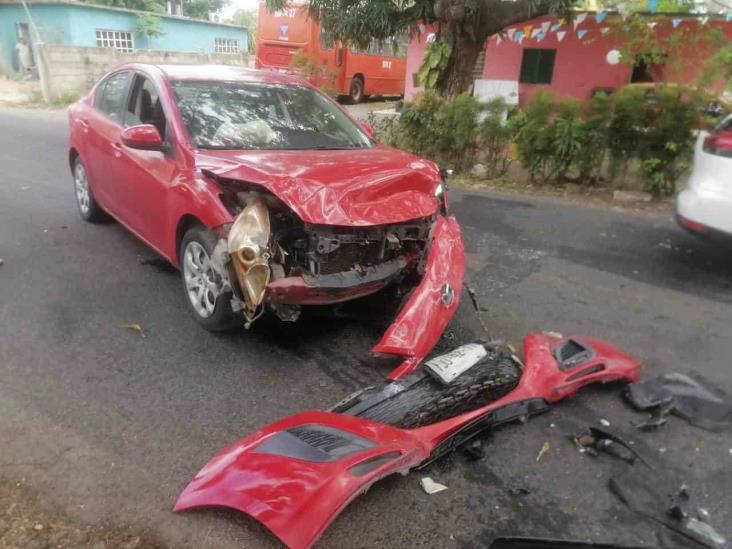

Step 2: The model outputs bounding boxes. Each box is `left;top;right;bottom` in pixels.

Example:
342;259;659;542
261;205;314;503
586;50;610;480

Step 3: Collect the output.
677;117;732;238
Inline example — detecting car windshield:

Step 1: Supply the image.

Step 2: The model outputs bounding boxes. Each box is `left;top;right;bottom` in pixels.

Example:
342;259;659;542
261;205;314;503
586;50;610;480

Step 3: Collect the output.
171;80;372;150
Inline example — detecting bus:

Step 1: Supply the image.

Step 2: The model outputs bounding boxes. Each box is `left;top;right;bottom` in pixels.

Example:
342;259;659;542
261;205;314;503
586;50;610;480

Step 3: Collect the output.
255;2;407;103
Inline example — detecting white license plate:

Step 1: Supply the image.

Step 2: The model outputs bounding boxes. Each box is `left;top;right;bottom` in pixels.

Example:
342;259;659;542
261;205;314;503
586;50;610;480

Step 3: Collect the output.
424;343;488;384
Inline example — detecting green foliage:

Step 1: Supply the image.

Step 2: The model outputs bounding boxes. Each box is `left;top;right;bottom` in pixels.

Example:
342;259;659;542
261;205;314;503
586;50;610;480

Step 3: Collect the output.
289;50;339;97
227;8;257;52
478;98;521;178
88;0;226;19
417;41;452;90
134;14;165;39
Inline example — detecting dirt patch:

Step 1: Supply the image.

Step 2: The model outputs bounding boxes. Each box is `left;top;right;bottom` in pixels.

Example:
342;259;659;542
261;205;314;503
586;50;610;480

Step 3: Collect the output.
0;477;166;549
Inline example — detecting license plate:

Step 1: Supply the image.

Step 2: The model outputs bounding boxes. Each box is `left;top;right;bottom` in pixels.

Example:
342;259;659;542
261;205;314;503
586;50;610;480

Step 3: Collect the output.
425;343;488;385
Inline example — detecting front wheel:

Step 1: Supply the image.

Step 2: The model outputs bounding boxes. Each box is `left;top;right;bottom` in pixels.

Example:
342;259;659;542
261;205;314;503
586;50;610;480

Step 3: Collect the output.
180;227;240;332
348;77;365;104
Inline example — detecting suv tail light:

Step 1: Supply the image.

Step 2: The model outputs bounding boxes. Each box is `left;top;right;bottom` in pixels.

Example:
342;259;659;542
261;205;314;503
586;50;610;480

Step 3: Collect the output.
703;130;732;157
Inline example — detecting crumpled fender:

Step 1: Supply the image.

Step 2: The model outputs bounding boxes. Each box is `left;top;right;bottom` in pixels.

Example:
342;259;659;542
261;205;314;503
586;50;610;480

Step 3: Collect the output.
174;411;430;549
373;215;465;379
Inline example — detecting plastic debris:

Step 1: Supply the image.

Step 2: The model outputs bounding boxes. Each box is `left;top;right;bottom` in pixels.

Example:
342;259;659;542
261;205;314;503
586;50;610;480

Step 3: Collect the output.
626;373;732;431
600;418;611;427
536;441;550;462
420;477;448;495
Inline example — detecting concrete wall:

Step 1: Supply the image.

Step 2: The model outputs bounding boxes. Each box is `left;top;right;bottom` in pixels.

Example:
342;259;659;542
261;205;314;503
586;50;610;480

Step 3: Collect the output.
0;2;248;74
35;43;251;102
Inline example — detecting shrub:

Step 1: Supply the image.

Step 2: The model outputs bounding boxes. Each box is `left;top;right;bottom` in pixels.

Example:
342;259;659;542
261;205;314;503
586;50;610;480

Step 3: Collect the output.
478;98;520;178
435;93;482;171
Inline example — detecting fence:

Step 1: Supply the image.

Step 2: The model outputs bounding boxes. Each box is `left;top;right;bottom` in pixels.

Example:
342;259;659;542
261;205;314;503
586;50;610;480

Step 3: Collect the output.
35;43;251;103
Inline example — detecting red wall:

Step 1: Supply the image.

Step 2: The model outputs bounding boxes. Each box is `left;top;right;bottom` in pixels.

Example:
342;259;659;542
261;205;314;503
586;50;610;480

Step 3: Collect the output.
405;14;732;105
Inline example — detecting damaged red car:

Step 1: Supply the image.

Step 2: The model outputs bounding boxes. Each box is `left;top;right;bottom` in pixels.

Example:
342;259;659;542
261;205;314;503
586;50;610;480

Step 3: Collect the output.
68;64;464;374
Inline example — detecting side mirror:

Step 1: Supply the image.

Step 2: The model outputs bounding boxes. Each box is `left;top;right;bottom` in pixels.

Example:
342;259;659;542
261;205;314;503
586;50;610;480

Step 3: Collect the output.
121;124;165;151
360;122;377;141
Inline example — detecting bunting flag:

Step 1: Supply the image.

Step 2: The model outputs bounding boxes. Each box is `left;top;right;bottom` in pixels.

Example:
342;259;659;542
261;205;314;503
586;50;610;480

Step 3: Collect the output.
574;13;588;29
514;30;525;43
595;11;608;24
577;29;588;40
557;31;567;42
536;32;546;42
726;12;732;22
647;21;658;29
541;21;551;34
647;0;658;13
700;16;709;25
531;28;541;38
672;18;682;28
524;25;533;38
550;23;562;32
507;28;516;40
559;18;567;25
601;27;611;35
496;35;503;45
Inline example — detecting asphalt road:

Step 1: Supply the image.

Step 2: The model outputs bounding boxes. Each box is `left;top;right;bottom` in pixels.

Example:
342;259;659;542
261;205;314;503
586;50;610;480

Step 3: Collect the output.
1;107;731;549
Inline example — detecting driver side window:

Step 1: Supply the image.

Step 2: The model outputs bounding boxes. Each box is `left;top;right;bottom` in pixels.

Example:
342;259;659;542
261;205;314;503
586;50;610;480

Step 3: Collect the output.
124;74;167;139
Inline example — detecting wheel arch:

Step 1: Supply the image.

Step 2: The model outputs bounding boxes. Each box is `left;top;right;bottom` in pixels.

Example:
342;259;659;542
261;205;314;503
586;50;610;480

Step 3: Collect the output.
69;148;79;173
175;214;205;264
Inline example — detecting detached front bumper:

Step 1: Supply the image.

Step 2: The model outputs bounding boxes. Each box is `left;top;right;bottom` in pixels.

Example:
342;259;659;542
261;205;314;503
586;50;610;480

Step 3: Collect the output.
373;216;465;379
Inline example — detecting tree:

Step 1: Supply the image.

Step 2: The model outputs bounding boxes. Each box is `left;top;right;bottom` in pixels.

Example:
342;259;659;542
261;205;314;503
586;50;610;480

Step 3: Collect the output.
87;0;228;20
182;0;227;20
266;0;578;97
228;8;258;51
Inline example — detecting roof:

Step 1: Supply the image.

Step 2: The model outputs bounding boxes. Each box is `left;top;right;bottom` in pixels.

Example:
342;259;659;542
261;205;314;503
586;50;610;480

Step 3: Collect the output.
0;0;248;31
131;63;309;86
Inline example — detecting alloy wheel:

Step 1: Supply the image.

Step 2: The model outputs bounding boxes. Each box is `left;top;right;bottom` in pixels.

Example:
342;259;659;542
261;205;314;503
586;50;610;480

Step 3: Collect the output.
183;241;220;319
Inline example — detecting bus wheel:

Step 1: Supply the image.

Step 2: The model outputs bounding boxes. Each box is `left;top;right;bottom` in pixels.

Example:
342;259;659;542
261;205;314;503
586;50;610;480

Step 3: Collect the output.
348;76;364;104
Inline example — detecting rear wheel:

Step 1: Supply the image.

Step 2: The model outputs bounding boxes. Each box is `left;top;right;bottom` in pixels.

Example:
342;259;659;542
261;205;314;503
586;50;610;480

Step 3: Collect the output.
332;349;522;429
348;76;365;104
180;227;240;332
72;157;106;222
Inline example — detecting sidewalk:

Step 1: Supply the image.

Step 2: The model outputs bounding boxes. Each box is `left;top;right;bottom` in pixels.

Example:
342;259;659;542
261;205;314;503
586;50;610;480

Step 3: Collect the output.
0;76;42;106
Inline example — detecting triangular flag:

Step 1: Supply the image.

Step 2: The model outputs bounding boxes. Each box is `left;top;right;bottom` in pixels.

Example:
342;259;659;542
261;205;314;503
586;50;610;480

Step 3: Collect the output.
595;12;608;24
496;35;503;45
601;27;611;35
672;18;682;28
700;16;709;25
647;0;658;13
726;12;732;22
559;18;567;25
507;28;516;39
551;23;562;33
536;32;545;42
541;21;551;34
574;13;587;29
524;25;533;38
531;28;541;38
514;31;525;43
577;29;588;40
648;22;658;29
557;31;567;42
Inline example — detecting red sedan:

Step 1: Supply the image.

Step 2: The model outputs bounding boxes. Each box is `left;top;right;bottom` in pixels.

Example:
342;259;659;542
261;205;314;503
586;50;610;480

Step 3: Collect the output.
67;64;464;379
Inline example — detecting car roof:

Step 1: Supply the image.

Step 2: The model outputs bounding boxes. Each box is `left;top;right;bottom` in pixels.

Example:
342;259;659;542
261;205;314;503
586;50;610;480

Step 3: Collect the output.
113;63;311;87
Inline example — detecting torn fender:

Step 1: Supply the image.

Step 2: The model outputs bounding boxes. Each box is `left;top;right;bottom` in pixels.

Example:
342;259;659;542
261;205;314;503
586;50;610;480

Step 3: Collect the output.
174;412;430;549
373;216;465;379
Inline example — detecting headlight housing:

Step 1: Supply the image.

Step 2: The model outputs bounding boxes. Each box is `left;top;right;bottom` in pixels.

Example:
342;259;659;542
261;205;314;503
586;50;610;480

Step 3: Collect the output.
228;197;271;319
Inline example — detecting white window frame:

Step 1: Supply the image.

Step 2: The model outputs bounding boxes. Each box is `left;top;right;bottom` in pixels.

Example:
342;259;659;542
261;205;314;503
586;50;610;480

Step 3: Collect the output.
215;37;240;54
95;29;134;53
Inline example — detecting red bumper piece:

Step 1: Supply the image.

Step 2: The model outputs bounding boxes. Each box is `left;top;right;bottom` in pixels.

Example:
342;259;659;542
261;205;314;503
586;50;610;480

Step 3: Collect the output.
174;334;639;549
373;216;465;379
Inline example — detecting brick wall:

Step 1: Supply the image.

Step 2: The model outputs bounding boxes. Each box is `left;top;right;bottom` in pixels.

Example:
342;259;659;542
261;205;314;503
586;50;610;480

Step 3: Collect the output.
35;43;252;103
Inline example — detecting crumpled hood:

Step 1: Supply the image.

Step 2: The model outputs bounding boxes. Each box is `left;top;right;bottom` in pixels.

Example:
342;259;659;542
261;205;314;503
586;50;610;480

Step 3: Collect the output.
196;146;441;226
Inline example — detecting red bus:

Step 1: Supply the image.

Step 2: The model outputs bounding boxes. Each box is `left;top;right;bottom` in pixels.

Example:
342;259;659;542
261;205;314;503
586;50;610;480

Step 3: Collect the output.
255;2;407;103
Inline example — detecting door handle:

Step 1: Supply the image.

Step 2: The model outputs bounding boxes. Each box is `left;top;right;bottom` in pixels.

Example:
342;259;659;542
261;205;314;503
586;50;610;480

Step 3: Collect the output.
112;142;122;158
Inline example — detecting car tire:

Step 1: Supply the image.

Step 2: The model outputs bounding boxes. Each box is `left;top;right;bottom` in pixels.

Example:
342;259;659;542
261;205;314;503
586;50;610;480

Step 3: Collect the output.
180;227;240;332
72;157;107;222
332;351;522;429
348;77;365;104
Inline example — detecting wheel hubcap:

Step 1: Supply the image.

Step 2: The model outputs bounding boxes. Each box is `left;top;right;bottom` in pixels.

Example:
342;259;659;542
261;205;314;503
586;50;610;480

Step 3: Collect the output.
74;162;90;214
183;241;220;319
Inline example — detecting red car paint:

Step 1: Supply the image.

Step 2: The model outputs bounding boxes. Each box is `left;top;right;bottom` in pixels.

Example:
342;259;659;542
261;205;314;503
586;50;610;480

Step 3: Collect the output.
373;216;466;379
68;63;463;352
174;334;641;549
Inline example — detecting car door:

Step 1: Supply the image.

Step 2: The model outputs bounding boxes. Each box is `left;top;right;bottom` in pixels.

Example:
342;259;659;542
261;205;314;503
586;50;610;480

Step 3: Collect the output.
84;70;133;216
115;72;178;252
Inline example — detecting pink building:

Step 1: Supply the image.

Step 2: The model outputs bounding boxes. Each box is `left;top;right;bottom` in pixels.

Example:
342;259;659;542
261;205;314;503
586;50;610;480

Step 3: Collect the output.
405;14;732;105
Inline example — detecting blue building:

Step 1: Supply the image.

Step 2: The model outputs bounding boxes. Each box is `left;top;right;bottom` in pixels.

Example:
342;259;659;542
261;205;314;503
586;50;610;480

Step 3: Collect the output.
0;0;249;73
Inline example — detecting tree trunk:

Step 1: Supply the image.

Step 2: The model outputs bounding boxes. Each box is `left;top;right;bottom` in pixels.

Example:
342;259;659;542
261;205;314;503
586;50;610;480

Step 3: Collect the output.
432;0;571;97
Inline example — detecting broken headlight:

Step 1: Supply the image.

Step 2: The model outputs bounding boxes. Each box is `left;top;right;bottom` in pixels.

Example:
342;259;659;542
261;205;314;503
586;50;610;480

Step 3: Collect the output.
228;197;271;320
